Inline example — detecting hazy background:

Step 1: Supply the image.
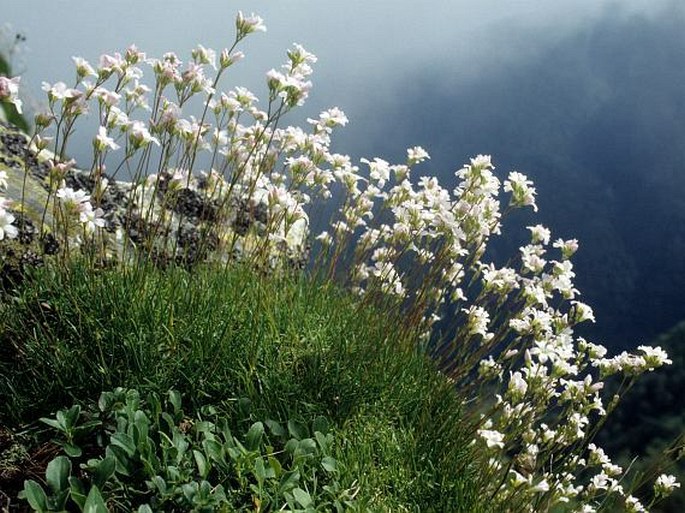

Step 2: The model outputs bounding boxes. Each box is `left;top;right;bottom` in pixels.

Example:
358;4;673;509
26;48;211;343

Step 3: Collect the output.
4;0;685;352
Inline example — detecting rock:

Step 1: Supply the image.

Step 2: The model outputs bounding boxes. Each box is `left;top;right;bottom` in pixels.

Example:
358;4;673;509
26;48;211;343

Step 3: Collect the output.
0;121;309;282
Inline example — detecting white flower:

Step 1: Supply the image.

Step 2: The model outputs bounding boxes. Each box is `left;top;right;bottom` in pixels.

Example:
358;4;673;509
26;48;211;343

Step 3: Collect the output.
655;474;680;497
624;495;647;513
79;204;106;233
478;428;505;449
192;44;217;70
553;238;579;259
463;305;493;341
56;187;91;211
129;120;160;148
0;170;7;189
504;171;538;211
361;157;391;188
0;208;18;240
638;345;672;369
407;146;430;165
507;371;528;400
42;81;81;101
94;126;120;151
528;224;551;245
72;56;96;78
236;11;267;35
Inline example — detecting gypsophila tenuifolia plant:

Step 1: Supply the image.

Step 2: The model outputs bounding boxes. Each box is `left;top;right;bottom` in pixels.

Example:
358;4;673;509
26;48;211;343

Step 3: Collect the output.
22;388;355;512
0;9;681;512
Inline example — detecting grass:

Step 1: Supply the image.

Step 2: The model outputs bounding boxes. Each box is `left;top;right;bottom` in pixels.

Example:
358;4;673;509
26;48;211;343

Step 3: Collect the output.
0;261;491;511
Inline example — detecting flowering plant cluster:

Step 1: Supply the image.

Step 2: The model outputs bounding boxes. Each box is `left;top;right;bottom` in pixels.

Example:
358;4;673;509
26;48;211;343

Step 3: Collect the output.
0;11;681;512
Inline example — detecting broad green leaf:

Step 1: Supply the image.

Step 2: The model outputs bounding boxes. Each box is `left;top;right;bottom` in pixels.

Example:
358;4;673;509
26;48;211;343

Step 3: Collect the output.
312;416;329;435
138;505;153;513
110;432;136;456
64;405;81;429
202;439;224;463
280;470;301;493
69;476;87;509
93;456;116;489
193;449;209;478
168;389;182;415
39;417;63;432
292;487;312;508
21;480;48;512
254;457;266;483
287;419;308;440
265;419;286;437
46;456;71;493
83;485;108;513
63;442;83;458
321;456;338;473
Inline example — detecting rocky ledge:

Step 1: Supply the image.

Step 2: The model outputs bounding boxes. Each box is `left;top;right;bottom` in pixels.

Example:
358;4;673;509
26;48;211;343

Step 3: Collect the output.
0;121;309;284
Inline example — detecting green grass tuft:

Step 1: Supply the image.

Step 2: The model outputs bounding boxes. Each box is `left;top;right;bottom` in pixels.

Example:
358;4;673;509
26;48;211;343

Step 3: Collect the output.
0;262;491;511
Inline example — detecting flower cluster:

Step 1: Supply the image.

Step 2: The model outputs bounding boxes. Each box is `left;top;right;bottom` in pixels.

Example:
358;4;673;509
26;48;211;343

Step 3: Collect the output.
4;12;680;512
0;75;22;113
0;170;17;240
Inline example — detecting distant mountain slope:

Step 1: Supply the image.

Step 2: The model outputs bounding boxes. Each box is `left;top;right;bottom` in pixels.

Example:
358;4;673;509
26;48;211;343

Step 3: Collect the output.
362;5;685;351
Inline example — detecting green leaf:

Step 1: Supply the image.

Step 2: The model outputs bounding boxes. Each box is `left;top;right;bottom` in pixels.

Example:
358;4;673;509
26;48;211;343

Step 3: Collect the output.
64;405;81;429
265;419;286;437
39;417;63;432
312;416;329;435
280;470;301;493
93;456;116;489
321;456;338;473
287;419;308;440
110;432;136;456
268;456;283;478
69;477;87;509
137;505;153;513
63;442;82;458
21;480;48;512
168;389;182;415
193;449;209;478
245;421;264;451
83;485;108;513
292;487;313;508
46;456;71;493
254;457;266;483
314;431;330;453
202;439;224;463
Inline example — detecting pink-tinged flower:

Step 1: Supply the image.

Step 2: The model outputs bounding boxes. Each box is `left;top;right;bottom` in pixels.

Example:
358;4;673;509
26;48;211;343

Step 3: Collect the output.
72;56;96;78
94;126;120;151
287;43;317;66
98;52;125;77
125;44;146;65
220;49;244;69
553;238;579;259
236;11;266;36
0;208;18;240
0;76;23;113
93;87;121;107
192;44;217;70
41;81;82;102
129;120;160;148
